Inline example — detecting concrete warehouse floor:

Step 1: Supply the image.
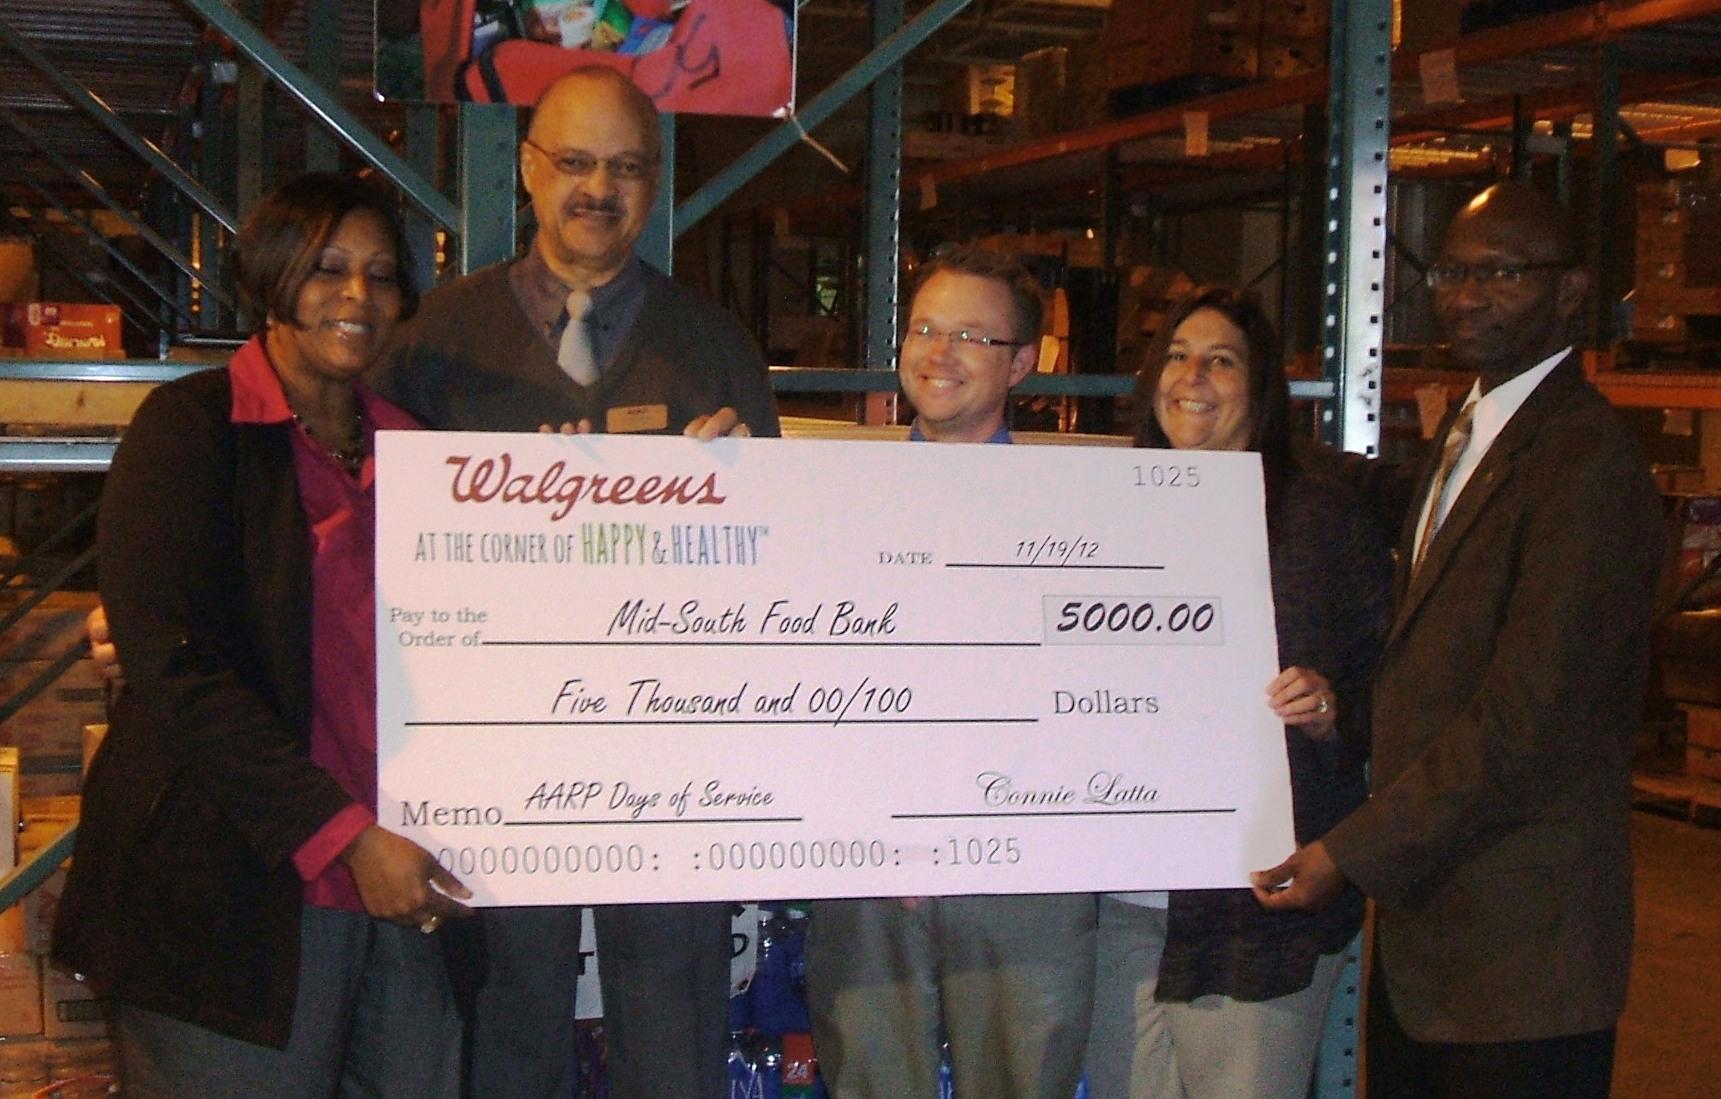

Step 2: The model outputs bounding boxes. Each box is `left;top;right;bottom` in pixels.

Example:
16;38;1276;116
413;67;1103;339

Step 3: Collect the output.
1612;807;1721;1098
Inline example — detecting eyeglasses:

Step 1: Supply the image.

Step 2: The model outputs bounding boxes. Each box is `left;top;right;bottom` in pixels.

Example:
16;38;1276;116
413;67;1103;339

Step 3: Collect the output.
523;139;655;182
902;323;1026;350
1425;261;1570;289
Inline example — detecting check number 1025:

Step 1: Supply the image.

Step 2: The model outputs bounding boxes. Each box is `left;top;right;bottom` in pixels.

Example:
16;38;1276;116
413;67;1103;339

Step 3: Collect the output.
1044;597;1223;645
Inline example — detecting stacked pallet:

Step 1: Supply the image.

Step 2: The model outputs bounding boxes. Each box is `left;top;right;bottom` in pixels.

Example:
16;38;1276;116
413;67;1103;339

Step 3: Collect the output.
1632;181;1721;345
0;592;102;801
1102;0;1326;113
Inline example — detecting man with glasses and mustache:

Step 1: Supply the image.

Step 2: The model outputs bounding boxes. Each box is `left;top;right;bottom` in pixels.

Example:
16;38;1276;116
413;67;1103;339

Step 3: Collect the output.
382;66;777;442
803;246;1097;1099
375;65;778;1099
1252;183;1663;1098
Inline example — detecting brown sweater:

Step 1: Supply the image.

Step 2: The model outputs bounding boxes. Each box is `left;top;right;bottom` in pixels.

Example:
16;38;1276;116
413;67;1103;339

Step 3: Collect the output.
374;258;780;436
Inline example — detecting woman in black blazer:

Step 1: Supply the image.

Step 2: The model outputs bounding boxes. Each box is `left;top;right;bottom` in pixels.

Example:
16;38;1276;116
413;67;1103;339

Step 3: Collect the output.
1086;287;1389;1099
54;174;472;1099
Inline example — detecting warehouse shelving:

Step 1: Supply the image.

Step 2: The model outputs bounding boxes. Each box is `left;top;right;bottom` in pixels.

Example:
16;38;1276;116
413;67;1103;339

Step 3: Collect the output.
756;0;1721;417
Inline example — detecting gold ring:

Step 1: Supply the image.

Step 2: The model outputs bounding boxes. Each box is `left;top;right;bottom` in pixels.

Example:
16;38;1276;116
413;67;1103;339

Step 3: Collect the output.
419;914;441;934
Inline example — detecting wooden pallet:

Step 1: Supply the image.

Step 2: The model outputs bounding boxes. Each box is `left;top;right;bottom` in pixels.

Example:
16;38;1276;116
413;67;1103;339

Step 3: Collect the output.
1632;771;1721;826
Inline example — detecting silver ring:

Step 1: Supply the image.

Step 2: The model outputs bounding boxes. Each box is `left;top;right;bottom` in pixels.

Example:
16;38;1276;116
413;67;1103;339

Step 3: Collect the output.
1315;696;1330;715
419;914;441;934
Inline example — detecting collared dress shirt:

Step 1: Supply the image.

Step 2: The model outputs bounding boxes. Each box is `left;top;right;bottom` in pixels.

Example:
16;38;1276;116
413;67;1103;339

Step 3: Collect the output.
907;421;1012;445
227;338;422;911
1410;346;1569;560
509;243;648;378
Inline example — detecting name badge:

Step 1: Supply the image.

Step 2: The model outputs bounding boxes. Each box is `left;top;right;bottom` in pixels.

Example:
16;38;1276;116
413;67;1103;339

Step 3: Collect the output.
606;404;670;433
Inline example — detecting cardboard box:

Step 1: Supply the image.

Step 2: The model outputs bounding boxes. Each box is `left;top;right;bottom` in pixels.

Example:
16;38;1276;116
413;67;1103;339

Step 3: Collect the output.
0;1035;50;1091
1640;179;1716;210
0;748;16;873
1259;0;1325;37
1015;47;1067;137
18;796;79;841
16;797;77;958
41;968;104;1040
0;239;36;307
0;592;100;663
1638;259;1721;292
1631;308;1687;343
1634;285;1721;317
43;1036;116;1090
1105;0;1261;88
1108;0;1258;44
1400;0;1466;53
0;955;42;1038
945;64;1015;117
21;867;65;958
1658;608;1721;707
1258;33;1325;78
0;660;103;795
12;304;122;361
1634;186;1721;284
1107;30;1257;89
1194;0;1259;31
1063;37;1110;130
1687;704;1721;750
0;749;18;957
1688;742;1721;781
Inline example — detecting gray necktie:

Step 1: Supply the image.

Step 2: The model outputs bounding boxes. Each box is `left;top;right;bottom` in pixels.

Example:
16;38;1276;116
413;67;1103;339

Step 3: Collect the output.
557;289;597;386
1413;399;1477;574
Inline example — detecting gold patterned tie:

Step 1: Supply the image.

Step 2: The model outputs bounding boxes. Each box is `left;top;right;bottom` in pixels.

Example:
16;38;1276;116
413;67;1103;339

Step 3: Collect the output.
557;289;597;386
1413;399;1477;575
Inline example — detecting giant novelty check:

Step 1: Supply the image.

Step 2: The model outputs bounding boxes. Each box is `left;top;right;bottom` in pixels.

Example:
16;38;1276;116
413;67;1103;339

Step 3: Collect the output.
376;432;1292;906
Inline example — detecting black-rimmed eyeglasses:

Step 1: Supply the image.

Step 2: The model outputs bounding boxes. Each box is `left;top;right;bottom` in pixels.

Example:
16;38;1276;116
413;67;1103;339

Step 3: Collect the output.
901;323;1027;350
1425;261;1570;289
524;139;655;182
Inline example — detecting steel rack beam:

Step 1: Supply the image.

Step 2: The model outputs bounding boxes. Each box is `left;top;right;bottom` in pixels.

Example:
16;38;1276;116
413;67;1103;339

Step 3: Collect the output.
0;825;76;914
0;499;96;591
0;14;237;234
1590;42;1623;349
865;0;906;377
303;0;341;173
675;0;975;235
828;0;1721;211
0;107;234;311
0;361;208;383
458;104;518;275
1;167;198;325
1319;0;1392;459
1408;0;1721;66
0;206;158;334
404;106;443;293
0;439;119;474
638;117;677;274
180;0;458;233
917;73;1329;189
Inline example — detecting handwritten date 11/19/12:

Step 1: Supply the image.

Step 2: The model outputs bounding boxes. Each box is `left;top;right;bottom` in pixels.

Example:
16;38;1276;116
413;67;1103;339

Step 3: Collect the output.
1016;535;1099;566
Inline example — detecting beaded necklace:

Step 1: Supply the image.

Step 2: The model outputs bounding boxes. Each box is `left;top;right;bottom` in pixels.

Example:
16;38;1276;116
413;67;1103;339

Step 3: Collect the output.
290;400;367;475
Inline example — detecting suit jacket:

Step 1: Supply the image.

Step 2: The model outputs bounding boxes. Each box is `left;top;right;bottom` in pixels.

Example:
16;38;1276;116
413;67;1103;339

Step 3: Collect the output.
1323;353;1663;1043
52;362;355;1048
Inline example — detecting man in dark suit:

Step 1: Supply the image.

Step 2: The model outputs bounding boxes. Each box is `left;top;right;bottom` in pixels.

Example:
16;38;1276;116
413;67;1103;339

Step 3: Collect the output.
1251;182;1664;1098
